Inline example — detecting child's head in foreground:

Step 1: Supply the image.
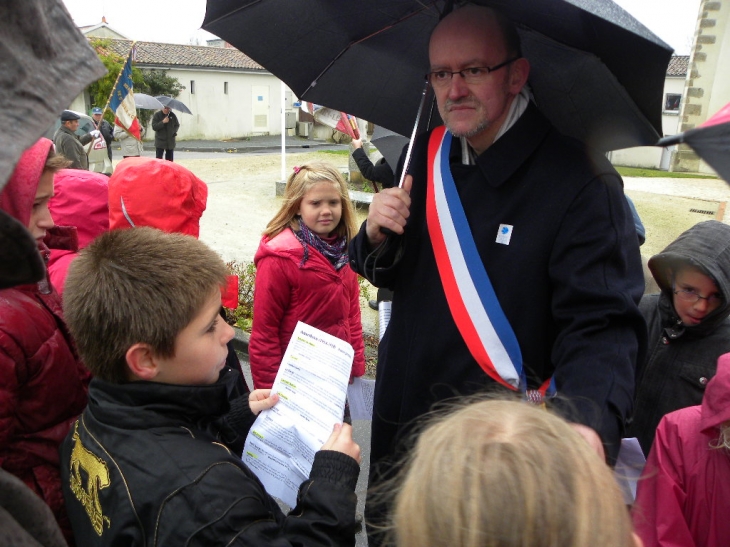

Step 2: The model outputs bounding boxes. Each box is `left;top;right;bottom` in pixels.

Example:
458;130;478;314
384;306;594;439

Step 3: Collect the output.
390;399;640;547
264;161;357;240
64;227;233;385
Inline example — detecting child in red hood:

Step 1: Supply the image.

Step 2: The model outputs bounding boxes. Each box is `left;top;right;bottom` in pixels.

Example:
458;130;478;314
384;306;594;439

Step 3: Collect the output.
107;157;250;417
0;138;92;545
633;352;730;546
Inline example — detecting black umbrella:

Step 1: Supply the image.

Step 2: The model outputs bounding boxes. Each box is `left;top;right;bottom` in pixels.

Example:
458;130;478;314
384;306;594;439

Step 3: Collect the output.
203;0;672;152
656;102;730;183
371;126;409;170
155;96;193;115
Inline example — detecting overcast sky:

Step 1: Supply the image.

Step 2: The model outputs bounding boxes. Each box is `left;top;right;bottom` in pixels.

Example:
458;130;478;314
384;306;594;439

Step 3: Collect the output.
60;0;701;55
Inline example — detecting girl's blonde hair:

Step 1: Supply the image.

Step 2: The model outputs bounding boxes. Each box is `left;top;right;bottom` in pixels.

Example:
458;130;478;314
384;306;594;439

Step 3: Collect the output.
710;420;730;451
264;161;357;241
391;399;634;547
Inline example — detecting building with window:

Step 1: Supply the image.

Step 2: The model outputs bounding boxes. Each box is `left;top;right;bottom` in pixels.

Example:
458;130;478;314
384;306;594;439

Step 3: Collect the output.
72;24;296;141
607;55;689;170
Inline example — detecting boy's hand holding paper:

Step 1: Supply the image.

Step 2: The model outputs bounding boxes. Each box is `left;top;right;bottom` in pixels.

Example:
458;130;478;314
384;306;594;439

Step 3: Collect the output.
243;322;358;506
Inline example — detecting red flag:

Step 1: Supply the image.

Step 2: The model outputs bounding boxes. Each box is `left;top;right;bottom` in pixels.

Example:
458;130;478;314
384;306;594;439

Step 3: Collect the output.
312;107;359;138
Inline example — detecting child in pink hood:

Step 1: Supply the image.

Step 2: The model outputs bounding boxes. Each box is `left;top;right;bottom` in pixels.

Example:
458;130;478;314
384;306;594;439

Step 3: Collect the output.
633;352;730;546
45;169;109;296
0;138;91;545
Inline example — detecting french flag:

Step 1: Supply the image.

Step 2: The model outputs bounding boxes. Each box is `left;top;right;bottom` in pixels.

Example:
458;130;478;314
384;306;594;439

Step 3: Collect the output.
109;48;141;140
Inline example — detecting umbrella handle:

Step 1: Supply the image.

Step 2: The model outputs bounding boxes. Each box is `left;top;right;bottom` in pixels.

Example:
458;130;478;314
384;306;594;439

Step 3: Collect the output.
398;81;429;189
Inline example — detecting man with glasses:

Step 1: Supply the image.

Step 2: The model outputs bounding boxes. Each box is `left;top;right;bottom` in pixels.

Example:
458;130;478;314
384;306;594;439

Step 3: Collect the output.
629;220;730;455
350;7;645;539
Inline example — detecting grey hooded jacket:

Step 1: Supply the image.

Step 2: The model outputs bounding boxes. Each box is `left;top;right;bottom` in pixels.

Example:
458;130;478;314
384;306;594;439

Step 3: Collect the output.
629;220;730;455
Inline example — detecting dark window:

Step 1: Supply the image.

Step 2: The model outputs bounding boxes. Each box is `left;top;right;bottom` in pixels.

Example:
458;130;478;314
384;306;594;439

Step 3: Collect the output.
224;82;228;94
190;81;196;95
665;93;681;111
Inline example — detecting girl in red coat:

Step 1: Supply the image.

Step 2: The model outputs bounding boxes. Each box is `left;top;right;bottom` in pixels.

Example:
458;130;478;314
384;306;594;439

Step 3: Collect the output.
249;161;365;392
0;138;92;545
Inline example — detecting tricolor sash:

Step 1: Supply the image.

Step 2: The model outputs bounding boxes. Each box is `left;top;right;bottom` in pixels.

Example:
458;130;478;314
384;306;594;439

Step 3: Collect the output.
426;126;554;398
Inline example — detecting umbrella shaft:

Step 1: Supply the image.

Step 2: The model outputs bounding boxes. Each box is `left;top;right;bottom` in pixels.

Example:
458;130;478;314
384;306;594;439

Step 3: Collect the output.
399;82;429;188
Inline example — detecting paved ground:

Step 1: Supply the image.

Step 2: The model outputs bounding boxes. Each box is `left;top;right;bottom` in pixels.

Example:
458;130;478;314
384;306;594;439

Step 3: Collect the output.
111;134;349;155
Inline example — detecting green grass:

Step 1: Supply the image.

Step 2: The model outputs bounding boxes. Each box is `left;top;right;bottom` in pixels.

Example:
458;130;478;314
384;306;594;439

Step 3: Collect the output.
316;149;350;156
615;166;717;179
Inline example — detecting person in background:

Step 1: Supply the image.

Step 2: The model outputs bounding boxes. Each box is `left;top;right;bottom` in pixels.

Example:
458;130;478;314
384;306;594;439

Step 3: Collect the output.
0;138;91;545
351;138;396;311
391;398;643;547
351;138;395;190
113;124;145;158
151;105;179;161
90;107;113;162
249;162;365;394
632;352;730;546
53;110;98;170
44;169;109;297
629;220;730;455
60;227;361;546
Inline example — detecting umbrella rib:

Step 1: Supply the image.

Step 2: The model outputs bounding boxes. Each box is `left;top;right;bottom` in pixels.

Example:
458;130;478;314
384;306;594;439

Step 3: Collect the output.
300;1;440;98
204;0;263;27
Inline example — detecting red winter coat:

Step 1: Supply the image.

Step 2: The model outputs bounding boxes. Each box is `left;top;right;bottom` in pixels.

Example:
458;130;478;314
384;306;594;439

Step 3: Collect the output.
249;229;365;389
0;139;91;544
633;352;730;547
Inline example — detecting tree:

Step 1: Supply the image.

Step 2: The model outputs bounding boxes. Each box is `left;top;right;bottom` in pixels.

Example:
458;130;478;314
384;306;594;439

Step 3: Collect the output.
87;39;184;132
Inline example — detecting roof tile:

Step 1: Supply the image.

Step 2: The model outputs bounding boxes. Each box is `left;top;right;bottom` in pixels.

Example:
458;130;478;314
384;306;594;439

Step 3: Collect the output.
94;38;266;71
667;55;689;77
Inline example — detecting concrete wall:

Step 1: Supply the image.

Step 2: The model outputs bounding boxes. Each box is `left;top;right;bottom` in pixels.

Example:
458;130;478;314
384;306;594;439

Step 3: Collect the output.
674;0;730;175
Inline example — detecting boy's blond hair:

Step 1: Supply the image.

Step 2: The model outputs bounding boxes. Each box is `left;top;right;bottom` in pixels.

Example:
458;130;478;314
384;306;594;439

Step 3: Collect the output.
391;399;634;547
263;161;357;241
64;227;228;383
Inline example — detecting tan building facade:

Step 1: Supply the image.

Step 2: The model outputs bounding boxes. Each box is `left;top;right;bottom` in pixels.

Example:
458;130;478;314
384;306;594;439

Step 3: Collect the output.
673;0;730;174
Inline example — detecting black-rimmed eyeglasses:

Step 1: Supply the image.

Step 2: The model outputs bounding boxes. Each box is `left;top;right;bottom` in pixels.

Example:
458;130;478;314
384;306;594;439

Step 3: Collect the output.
426;57;520;88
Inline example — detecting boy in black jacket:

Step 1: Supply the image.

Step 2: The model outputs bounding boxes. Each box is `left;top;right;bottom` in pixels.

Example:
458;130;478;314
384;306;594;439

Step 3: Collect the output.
60;227;361;546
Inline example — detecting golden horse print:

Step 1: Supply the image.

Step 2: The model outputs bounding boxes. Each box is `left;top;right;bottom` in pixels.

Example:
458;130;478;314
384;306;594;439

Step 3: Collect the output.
69;421;111;535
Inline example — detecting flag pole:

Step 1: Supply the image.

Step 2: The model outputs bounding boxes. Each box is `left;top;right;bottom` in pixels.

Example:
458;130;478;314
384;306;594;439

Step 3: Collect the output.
102;41;136;116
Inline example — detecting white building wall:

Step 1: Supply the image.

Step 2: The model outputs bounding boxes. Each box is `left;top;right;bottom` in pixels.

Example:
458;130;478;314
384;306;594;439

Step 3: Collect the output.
608;77;684;169
160;68;289;140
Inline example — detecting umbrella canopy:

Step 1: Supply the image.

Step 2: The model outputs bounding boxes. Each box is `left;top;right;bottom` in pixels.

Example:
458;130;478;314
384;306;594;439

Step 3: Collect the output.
155;96;193;114
203;0;672;152
134;92;165;110
656;102;730;183
371;125;409;170
0;0;106;190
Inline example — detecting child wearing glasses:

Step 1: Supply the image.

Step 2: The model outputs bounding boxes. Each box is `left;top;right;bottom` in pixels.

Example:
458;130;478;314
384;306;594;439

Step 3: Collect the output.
629;220;730;455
